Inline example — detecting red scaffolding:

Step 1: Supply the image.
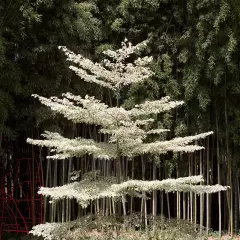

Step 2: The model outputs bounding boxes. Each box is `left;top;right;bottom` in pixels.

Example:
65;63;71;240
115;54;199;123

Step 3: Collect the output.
0;157;43;238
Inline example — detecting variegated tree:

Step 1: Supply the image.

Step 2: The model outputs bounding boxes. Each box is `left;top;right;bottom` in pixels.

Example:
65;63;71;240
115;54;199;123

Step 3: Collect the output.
27;39;227;239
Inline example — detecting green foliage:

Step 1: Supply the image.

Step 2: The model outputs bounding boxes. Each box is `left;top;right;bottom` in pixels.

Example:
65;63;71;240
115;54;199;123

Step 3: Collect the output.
20;3;43;24
111;18;124;32
95;43;114;57
113;0;240;144
144;217;206;240
32;214;206;240
0;0;105;147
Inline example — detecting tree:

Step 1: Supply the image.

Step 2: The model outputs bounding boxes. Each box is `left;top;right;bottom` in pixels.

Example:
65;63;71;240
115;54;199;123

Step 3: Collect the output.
27;40;228;239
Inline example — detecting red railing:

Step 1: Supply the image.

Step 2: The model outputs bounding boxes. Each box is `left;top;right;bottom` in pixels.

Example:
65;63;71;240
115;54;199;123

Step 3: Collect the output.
0;158;43;239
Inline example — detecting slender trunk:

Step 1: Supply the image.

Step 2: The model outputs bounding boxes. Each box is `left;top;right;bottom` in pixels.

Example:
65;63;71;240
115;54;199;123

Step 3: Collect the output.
183;193;186;220
141;155;147;229
234;163;239;234
52;158;58;222
166;192;170;220
216;106;221;239
144;194;148;230
176;163;180;219
237;176;240;227
183;153;187;221
31;130;36;226
224;83;233;237
206;137;210;234
105;160;109;216
116;94;122;219
194;152;197;229
43;151;50;223
209;136;214;229
140;197;144;228
152;162;157;219
200;150;203;237
122;158;126;216
116;146;121;218
112;198;116;215
62;160;65;222
161;190;163;216
103;159;106;216
39;146;44;186
130;159;134;214
159;166;163;216
66;159;72;221
190;154;193;223
39;145;45;224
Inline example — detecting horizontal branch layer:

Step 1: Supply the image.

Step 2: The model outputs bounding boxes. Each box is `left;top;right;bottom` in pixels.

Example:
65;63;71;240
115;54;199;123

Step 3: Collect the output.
38;174;228;208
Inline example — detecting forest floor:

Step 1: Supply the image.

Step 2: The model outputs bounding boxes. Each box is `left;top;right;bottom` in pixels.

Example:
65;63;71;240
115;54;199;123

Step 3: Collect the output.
80;231;240;240
208;236;240;240
61;229;240;240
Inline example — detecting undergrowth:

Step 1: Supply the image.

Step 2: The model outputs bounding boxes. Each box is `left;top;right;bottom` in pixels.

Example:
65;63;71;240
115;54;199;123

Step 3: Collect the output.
29;214;208;240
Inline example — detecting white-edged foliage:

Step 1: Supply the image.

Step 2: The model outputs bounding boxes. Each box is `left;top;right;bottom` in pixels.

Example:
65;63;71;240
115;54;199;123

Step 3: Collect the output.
59;39;153;90
27;39;228;240
37;174;228;208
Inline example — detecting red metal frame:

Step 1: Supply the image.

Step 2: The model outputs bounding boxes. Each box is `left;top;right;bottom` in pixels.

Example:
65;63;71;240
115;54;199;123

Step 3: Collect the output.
0;158;43;239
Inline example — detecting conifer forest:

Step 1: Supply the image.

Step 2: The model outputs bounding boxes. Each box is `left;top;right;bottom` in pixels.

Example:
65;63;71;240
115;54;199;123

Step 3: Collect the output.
0;1;240;239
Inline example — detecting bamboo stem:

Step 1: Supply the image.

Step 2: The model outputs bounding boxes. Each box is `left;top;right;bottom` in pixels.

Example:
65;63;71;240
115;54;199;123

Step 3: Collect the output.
216;106;222;239
200;150;203;237
152;162;157;219
206;137;210;234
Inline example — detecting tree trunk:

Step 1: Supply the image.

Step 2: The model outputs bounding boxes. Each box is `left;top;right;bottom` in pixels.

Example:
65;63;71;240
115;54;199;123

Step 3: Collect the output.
130;159;134;214
190;154;193;224
176;162;180;219
234;166;239;234
194;152;197;230
141;155;147;229
152;161;157;219
206;137;210;234
224;83;233;237
216;106;222;239
31;139;36;226
62;160;65;222
200;150;204;237
116;149;122;218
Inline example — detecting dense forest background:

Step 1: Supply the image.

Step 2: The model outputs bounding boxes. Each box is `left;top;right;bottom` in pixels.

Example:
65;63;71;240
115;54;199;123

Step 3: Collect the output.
1;0;240;237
